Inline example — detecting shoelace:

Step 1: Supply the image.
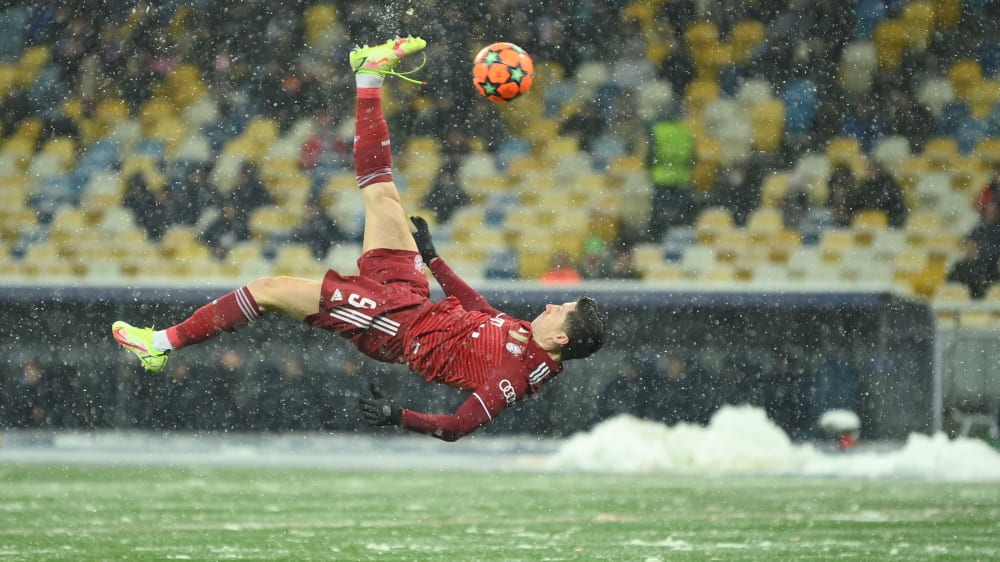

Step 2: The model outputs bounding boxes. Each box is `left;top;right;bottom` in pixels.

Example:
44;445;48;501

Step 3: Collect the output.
358;52;428;85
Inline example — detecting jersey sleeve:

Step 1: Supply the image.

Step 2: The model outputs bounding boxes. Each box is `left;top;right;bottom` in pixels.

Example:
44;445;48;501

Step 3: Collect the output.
428;257;500;315
398;368;529;441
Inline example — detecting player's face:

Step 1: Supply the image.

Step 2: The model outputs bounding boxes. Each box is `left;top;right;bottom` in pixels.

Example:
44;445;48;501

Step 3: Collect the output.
532;301;576;340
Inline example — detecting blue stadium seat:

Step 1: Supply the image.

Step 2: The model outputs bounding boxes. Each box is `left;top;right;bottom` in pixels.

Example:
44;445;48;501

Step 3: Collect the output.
855;0;887;39
28;174;79;222
782;79;818;135
801;208;836;246
590;134;627;170
0;6;27;59
484;248;519;279
937;101;971;136
955;117;988;155
75;139;121;176
988;104;1000;137
133;138;167;163
981;43;1000;78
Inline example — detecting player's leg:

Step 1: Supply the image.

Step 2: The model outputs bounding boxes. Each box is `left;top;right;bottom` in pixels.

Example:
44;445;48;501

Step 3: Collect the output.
350;36;425;253
112;276;321;372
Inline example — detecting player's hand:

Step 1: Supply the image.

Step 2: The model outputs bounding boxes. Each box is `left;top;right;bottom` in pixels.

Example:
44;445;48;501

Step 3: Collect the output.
410;216;439;263
359;383;402;426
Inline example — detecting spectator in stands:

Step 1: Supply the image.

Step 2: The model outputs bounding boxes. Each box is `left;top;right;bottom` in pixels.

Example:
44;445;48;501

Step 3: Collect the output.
646;101;696;241
883;90;934;152
230;161;273;215
4;359;51;427
578;236;609;280
780;173;813;231
711;159;766;227
299;111;350;172
559;99;604;152
974;162;1000;218
606;246;640;280
421;163;469;225
649;353;714;426
827;164;856;227
592;352;656;423
160;362;196;431
290;200;345;260
950;198;1000;298
655;32;695;97
947;235;999;299
763;349;812;440
540;250;582;285
846;160;908;227
484;231;521;280
199;196;251;260
172;163;221;226
189;349;243;431
122;172;172;241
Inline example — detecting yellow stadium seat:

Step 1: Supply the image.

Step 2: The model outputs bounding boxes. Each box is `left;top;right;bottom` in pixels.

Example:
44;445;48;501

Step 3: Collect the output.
714;230;750;263
249;207;301;240
873;20;907;70
851;209;889;246
948;60;983;102
827;137;862;165
159;226;210;260
933;0;962;28
893;247;930;280
701;263;737;282
693;42;732;79
902;1;935;51
969;80;1000;119
685;79;721;116
642;262;684;282
750;99;784;153
768;229;802;263
18;46;50;86
695;207;734;245
684;21;719;50
730;20;765;64
819;230;855;264
933;281;971;326
304;4;338;48
273;243;325;277
905;210;942;246
518;248;552;280
746;207;784;237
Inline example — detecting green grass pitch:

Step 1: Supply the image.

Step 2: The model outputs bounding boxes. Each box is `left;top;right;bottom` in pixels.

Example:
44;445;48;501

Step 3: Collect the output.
2;464;999;561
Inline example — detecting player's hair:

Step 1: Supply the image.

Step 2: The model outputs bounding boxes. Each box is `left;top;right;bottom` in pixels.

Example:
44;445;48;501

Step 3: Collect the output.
560;296;605;361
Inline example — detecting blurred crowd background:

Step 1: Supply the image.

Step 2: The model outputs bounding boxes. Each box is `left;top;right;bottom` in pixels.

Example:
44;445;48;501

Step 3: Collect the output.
1;0;998;438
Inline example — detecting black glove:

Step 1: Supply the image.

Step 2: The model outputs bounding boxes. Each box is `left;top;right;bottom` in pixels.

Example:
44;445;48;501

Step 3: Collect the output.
359;383;402;426
410;215;439;263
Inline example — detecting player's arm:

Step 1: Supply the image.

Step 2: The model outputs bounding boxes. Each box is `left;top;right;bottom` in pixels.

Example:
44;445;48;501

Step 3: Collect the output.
359;371;527;442
410;216;498;314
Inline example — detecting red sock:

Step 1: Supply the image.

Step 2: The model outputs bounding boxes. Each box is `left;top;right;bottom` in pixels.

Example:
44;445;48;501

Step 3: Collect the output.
354;88;393;188
166;286;261;349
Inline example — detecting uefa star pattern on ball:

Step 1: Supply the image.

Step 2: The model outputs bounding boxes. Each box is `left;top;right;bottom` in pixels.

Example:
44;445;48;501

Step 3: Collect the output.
472;42;535;102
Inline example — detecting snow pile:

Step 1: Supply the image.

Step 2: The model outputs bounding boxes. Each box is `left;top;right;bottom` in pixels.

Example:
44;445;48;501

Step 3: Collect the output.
547;405;1000;481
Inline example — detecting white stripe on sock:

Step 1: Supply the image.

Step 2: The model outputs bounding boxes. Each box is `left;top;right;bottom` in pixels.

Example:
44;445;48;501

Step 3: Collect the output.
152;330;173;352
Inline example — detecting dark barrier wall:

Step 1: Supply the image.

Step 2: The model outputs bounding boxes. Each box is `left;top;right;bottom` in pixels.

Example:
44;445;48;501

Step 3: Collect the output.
0;285;934;440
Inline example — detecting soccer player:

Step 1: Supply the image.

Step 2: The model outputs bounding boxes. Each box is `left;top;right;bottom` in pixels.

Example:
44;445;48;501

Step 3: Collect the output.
112;36;606;441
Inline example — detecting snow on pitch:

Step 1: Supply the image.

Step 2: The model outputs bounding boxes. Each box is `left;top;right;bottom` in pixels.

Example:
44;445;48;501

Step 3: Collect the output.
547;405;1000;481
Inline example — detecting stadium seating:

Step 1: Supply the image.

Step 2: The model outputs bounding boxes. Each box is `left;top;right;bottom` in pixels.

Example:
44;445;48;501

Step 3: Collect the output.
0;0;994;303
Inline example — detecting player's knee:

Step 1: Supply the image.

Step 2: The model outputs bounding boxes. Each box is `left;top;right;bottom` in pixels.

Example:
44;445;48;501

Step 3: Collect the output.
364;182;403;206
247;276;285;309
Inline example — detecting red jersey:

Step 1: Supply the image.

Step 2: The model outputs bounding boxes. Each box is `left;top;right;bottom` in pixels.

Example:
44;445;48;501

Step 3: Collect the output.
399;258;563;441
306;249;562;441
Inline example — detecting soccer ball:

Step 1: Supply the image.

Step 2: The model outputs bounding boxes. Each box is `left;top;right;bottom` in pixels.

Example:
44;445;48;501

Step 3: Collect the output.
472;42;534;103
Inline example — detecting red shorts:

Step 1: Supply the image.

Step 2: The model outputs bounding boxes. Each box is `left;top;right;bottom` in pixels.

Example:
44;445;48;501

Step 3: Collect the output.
305;248;432;362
